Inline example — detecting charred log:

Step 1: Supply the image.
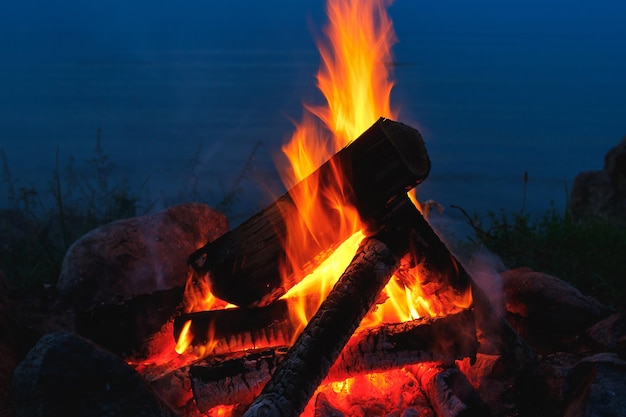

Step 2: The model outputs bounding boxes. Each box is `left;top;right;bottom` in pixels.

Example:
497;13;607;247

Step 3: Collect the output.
239;198;425;417
412;363;491;417
187;118;430;308
76;286;185;358
189;310;477;412
329;309;477;380
173;300;294;357
395;195;537;369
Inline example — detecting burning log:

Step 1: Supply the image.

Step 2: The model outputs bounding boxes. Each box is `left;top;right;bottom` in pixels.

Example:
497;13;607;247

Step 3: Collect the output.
399;199;536;368
412;363;491;417
187;118;430;307
189;310;477;412
240;197;422;417
173;300;295;357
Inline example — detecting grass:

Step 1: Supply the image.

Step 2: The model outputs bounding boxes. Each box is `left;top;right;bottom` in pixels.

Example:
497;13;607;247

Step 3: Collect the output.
1;130;261;292
462;206;626;310
2;133;625;309
0;129;147;291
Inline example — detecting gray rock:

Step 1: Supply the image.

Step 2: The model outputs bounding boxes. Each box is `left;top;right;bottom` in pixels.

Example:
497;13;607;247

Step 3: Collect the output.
586;311;626;358
540;352;580;415
605;136;626;193
563;353;626;417
571;137;626;222
57;202;228;309
502;268;609;352
12;332;178;417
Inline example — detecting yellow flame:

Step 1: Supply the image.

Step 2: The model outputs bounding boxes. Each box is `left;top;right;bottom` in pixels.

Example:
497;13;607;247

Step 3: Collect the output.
279;0;408;334
311;0;397;144
174;320;193;354
172;0;472;361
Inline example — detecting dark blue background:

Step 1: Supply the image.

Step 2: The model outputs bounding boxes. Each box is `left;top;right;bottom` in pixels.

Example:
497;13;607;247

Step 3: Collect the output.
1;0;625;224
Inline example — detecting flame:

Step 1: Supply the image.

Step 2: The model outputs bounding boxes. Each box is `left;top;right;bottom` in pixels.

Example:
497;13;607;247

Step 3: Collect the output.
172;0;472;361
279;0;408;334
174;272;236;355
136;2;478;415
312;0;397;144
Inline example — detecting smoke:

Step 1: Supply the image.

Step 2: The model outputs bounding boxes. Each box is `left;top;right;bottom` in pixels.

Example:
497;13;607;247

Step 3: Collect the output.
463;249;506;318
425;206;507;318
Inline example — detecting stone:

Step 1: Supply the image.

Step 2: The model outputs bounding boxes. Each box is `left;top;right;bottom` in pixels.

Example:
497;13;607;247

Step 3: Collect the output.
540;352;580;416
586;311;626;358
501;268;609;353
604;136;626;193
12;332;177;417
570;137;626;222
56;203;228;357
563;353;626;417
57;202;228;309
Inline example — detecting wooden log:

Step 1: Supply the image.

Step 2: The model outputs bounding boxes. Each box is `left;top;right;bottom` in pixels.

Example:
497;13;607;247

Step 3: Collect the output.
187;118;430;308
412;363;491;417
396;197;537;369
173;300;295;357
189;310;477;412
388;196;472;315
240;198;423;417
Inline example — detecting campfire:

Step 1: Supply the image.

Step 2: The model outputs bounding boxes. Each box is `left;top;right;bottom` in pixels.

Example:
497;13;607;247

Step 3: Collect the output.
126;1;533;416
7;1;626;416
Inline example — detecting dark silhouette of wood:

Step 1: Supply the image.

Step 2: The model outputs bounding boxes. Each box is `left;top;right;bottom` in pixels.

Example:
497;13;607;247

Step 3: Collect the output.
189;310;477;412
399;202;538;372
412;363;492;417
187;118;430;308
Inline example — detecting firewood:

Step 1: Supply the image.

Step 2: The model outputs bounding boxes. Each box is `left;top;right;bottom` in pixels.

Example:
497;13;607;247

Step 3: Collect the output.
387;195;536;368
412;363;491;417
187;118;430;308
239;198;427;417
173;300;295;357
189;310;477;413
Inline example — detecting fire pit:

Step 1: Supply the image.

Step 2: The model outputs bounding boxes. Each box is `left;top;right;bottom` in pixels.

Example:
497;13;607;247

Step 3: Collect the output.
127;1;537;415
130;116;535;417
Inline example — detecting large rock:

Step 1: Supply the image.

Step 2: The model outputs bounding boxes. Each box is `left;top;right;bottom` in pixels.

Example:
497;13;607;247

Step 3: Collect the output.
502;268;610;352
570;136;626;222
56;203;228;356
586;311;626;358
563;353;626;417
12;332;177;417
57;202;228;309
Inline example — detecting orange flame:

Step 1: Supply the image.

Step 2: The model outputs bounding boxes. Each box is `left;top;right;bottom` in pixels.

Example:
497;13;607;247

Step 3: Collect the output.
279;0;442;334
174;272;235;356
172;0;471;362
310;0;397;145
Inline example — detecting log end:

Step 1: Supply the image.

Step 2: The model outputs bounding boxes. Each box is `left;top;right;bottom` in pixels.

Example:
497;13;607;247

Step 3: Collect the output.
379;117;431;183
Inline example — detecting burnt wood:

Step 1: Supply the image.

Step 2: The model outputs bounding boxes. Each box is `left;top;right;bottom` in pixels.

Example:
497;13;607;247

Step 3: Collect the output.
190;310;477;412
398;200;537;369
187;118;430;308
240;197;420;417
390;198;472;315
412;364;491;417
173;300;295;357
